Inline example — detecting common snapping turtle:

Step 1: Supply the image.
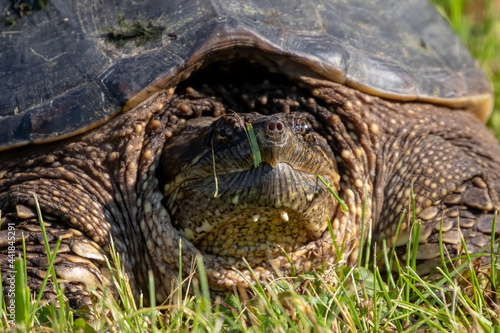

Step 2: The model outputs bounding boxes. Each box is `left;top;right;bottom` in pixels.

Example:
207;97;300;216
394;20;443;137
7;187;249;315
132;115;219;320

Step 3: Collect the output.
1;0;499;309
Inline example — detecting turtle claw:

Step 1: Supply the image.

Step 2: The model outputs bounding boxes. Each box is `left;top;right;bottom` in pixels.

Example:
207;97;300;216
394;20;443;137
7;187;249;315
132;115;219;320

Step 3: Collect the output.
55;263;105;289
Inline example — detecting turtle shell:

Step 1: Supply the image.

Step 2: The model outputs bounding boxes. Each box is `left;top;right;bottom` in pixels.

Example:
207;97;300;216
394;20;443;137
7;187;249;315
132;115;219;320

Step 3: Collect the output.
0;0;492;150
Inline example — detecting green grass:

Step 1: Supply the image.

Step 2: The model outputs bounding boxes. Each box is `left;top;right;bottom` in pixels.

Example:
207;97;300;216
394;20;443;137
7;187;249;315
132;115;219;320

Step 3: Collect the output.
2;1;500;332
1;193;499;332
431;0;500;137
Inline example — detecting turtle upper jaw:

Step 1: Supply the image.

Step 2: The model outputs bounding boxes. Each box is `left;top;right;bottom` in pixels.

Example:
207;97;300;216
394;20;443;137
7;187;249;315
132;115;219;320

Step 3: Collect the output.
160;112;338;193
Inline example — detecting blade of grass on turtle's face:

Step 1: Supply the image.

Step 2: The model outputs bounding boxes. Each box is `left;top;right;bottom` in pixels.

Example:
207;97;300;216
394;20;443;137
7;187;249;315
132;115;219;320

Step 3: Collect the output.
317;175;348;212
211;139;219;197
244;122;261;168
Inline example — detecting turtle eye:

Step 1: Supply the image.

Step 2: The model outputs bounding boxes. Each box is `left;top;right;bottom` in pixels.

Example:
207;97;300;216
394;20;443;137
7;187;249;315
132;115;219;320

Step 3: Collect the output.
302;123;312;135
218;128;228;138
300;121;314;140
215;123;233;144
290;114;314;140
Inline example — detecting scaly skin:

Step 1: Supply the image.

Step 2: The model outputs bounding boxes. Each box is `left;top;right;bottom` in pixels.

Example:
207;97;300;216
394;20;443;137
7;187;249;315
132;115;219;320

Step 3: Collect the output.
1;72;499;308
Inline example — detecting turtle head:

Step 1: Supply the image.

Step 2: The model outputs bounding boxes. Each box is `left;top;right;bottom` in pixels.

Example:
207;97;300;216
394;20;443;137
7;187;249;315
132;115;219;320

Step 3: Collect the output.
159;112;339;261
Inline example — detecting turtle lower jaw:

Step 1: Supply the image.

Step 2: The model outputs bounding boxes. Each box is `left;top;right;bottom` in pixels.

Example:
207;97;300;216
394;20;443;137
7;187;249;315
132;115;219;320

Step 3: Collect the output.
195;205;329;260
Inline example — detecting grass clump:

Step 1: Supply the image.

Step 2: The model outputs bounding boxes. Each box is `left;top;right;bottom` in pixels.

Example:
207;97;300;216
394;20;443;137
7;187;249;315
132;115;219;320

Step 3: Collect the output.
2;189;499;332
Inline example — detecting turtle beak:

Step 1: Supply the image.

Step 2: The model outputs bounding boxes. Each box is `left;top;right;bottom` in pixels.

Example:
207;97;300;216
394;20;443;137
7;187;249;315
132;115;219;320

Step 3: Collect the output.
257;117;288;168
268;154;280;168
255;145;280;168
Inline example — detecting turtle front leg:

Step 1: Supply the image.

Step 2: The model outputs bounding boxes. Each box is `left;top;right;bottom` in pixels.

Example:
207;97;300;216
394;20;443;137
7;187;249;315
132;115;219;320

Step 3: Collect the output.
0;204;110;311
390;176;500;273
373;105;500;274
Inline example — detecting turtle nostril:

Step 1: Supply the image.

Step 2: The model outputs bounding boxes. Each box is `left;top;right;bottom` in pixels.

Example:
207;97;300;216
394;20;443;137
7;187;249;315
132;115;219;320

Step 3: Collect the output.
267;119;284;133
